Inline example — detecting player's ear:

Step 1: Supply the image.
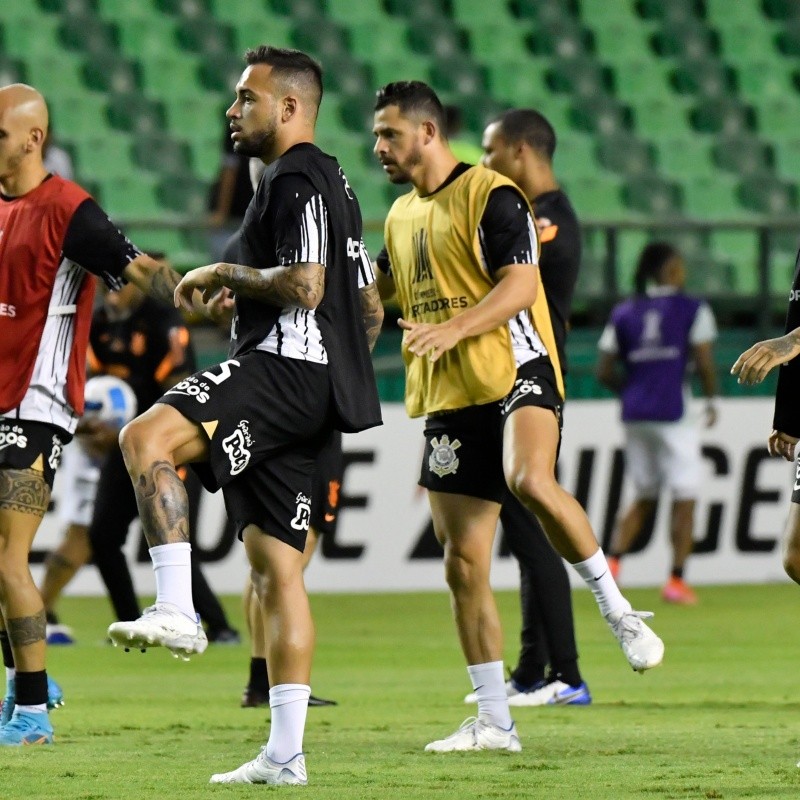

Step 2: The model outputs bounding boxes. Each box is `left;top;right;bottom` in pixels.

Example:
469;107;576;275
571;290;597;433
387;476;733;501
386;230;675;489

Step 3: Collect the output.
421;119;437;144
282;96;298;122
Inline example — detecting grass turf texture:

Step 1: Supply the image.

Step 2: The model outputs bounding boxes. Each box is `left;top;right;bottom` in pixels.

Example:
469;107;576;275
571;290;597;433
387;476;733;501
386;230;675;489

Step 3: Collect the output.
4;584;800;799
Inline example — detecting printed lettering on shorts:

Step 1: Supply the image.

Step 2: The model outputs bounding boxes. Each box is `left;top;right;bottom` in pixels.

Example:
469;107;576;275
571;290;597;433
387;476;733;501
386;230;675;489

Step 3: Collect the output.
165;359;241;404
500;376;544;416
0;423;28;452
222;420;252;476
291;491;312;531
792;456;800;503
428;434;461;477
48;434;64;471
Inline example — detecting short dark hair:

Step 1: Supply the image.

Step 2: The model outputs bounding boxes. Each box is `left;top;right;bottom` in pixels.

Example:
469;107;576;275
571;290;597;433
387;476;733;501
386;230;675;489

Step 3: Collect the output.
493;109;556;161
244;45;323;115
634;241;679;294
374;81;447;134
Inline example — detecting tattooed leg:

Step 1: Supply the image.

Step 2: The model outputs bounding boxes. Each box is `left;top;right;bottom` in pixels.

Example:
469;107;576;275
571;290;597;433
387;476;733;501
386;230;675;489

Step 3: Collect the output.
134;460;191;547
0;468;50;672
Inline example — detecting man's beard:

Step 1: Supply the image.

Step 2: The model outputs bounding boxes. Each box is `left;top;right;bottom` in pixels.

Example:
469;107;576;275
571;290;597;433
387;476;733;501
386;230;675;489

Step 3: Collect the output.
233;122;277;159
387;145;422;184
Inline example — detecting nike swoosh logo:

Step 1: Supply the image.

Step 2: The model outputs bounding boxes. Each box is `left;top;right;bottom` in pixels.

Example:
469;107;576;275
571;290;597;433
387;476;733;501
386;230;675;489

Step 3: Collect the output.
591;571;608;582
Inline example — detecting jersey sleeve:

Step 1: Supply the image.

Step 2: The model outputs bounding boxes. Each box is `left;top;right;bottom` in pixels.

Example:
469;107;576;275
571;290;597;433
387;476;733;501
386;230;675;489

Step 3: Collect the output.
478;186;538;275
262;173;329;267
689;302;718;344
62;198;141;290
375;245;392;277
356;239;375;289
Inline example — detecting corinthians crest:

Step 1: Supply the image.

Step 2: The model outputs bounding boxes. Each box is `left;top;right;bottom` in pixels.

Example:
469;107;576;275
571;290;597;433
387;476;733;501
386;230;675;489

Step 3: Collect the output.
428;434;461;477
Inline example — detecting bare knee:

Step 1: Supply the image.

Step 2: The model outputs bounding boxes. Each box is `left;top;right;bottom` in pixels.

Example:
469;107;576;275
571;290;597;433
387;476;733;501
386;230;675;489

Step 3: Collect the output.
443;545;487;595
507;467;557;513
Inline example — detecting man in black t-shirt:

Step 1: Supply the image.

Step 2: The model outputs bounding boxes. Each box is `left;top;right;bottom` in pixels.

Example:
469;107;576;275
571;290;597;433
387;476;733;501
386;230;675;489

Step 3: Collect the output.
106;47;382;786
477;110;590;707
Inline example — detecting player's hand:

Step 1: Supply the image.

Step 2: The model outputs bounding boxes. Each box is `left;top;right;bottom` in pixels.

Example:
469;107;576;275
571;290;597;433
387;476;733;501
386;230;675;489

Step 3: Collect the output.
731;333;800;385
398;318;464;363
76;418;119;459
768;429;799;461
174;265;225;311
206;286;235;325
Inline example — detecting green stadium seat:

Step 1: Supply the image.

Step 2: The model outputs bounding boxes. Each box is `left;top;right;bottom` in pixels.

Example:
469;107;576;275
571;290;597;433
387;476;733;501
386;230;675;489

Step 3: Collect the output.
60;14;119;56
767;231;800;294
566;175;627;217
406;15;468;59
319;55;372;96
268;0;324;15
636;0;704;23
527;20;592;58
165;96;228;143
453;0;514;22
706;0;764;25
682;174;743;219
718;22;782;63
158;175;210;215
710;230;760;294
593;22;658;65
711;136;773;177
102;174;161;219
511;0;580;24
738;175;798;214
348;19;409;61
0;56;25;85
456;93;508;136
337;91;376;134
632;97;693;138
546;57;612;97
325;0;383;24
763;0;800;19
570;95;633;136
199;52;243;92
485;59;551;105
622;174;682;215
1;3;52;20
117;16;180;59
107;92;166;135
772;138;800;181
430;55;487;96
176;17;235;56
156;0;211;16
97;0;153;19
774;23;800;57
48;93;109;139
140;54;202;100
132;134;192;176
613;59;673;102
39;0;97;13
683;254;738;296
669;58;736;98
292;21;350;59
596;133;655;176
736;62;795;101
25;53;87;97
73;134;135;181
1;17;62;58
579;0;638;26
755;99;800;137
231;16;294;52
656;137;716;179
369;55;434;88
467;22;535;61
385;0;447;17
651;21;719;59
82;54;141;94
689;98;756;135
208;0;268;22
186;135;223;182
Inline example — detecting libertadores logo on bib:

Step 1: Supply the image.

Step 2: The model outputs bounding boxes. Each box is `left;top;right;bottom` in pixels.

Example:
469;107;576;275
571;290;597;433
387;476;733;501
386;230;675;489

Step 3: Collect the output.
222;420;252;475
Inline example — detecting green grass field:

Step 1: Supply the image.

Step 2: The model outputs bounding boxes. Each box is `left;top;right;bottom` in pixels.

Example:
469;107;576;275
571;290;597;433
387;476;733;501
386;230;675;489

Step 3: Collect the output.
4;584;800;799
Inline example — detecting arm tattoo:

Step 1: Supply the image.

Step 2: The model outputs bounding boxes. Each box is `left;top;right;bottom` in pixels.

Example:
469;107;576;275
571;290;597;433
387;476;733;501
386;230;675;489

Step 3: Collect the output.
8;610;46;647
772;330;800;359
148;263;183;305
218;262;324;309
359;282;384;352
0;468;50;516
134;460;190;546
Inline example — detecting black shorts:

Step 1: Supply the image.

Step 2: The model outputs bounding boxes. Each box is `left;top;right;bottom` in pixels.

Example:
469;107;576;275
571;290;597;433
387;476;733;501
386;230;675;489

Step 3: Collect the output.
157;351;332;552
311;429;344;537
0;419;71;489
792;454;800;505
419;359;562;504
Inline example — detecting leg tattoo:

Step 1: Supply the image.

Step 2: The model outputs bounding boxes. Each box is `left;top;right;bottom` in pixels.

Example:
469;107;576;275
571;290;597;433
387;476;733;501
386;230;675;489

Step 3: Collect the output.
7;610;46;647
0;469;50;516
135;460;190;546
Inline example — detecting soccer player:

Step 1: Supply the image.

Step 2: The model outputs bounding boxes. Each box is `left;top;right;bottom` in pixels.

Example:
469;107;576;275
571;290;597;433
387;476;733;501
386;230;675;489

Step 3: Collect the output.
597;243;718;604
39;278;239;642
373;81;663;753
731;251;800;595
473;109;589;706
242;430;342;709
106;47;383;786
0;83;209;746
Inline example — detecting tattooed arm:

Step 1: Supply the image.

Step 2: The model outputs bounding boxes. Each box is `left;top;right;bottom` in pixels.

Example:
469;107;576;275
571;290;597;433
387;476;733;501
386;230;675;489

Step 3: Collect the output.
123;254;185;306
730;327;800;386
174;262;325;313
360;281;384;353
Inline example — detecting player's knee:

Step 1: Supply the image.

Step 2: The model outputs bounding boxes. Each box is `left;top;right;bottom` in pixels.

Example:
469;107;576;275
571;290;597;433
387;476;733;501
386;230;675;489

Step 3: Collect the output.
118;415;154;470
443;547;483;592
507;466;555;512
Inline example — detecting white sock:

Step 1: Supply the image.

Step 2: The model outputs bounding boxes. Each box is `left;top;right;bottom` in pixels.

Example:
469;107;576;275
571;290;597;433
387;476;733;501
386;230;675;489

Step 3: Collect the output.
266;684;310;763
5;667;15;684
467;661;512;729
149;542;195;620
572;548;632;617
